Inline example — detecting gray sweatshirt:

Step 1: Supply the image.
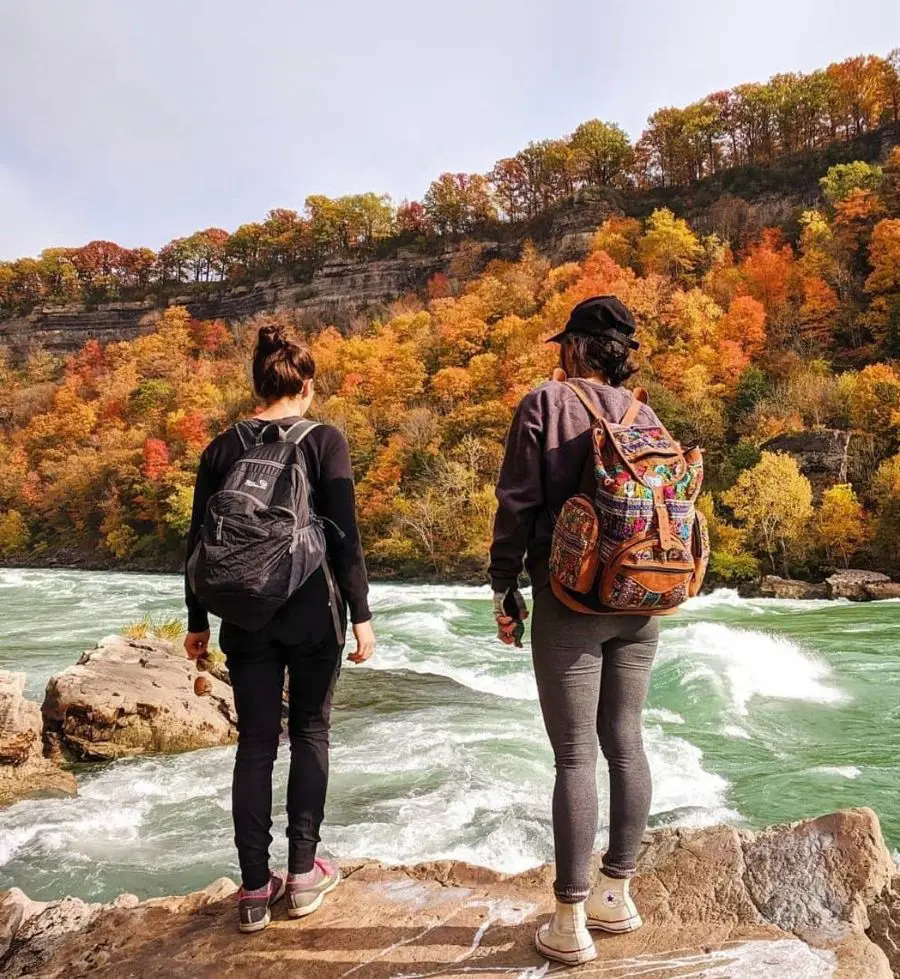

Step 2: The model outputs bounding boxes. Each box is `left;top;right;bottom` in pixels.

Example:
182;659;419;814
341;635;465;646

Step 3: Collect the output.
488;378;662;595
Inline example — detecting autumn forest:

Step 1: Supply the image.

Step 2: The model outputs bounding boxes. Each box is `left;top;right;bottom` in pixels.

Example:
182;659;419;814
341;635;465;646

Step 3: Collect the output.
2;50;900;582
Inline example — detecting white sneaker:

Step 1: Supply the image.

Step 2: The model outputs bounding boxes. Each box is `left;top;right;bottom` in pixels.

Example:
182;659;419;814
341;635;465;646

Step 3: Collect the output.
585;871;643;933
534;900;597;966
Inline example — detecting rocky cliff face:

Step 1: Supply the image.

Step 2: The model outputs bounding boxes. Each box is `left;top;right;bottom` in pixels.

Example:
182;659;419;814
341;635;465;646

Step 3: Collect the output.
0;188;705;359
762;430;878;499
1;808;898;978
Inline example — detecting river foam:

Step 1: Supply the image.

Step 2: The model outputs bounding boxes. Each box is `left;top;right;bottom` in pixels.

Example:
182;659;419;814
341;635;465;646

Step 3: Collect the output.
660;621;846;717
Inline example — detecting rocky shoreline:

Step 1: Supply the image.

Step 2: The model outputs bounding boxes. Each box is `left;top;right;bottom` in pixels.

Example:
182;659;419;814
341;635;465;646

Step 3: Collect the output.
746;569;900;602
1;808;898;978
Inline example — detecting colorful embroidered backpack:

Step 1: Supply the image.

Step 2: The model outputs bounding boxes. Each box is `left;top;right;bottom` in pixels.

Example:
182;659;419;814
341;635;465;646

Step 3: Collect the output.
550;381;709;615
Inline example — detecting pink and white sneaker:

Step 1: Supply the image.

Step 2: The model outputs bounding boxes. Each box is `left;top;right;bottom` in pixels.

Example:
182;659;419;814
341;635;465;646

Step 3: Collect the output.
286;858;341;918
237;872;286;934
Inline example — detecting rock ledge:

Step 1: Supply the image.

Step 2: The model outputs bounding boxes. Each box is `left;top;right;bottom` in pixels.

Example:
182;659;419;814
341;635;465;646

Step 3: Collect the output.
2;808;899;978
0;672;75;806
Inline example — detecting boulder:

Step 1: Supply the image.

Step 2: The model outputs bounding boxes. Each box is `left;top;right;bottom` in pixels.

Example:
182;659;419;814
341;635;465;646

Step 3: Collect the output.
827;570;893;601
0;673;75;807
865;581;900;601
759;575;829;600
42;636;237;762
0;808;896;978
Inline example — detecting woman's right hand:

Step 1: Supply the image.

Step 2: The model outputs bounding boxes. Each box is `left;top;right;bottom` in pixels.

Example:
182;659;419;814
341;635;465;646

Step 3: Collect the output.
184;629;210;661
349;619;376;664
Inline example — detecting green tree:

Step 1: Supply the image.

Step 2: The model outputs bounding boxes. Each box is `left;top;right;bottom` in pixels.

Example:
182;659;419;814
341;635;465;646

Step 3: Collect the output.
820;161;883;205
569;120;635;188
423;173;497;235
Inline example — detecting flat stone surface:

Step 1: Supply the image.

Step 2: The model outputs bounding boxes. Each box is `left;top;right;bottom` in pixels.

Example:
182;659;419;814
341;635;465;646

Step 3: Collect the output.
826;571;892;602
0;809;894;978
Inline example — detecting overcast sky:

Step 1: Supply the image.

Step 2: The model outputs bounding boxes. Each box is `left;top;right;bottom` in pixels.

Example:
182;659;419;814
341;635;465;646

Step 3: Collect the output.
1;0;898;259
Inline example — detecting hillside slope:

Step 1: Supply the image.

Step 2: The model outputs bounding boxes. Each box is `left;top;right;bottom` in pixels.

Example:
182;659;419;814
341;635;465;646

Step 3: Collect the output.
2;125;897;360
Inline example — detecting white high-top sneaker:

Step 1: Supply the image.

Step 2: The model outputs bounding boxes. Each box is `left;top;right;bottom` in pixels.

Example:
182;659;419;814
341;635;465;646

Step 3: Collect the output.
534;900;597;966
585;871;643;933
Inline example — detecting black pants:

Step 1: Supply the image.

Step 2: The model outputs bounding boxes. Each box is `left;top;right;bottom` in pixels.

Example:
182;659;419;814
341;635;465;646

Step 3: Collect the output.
224;632;342;890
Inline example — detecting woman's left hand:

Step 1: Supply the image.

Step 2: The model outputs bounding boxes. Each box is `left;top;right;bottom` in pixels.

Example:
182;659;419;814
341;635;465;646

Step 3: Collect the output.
349;619;376;664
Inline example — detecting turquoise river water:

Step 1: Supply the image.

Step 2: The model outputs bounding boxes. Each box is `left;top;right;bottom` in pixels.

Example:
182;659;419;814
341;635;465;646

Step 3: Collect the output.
0;568;897;902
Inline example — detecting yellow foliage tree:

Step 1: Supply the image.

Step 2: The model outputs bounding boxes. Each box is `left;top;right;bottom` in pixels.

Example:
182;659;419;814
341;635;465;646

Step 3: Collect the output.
815;484;872;568
872;454;900;565
850;363;900;434
591;217;642;267
638;208;703;279
722;452;813;574
0;509;29;556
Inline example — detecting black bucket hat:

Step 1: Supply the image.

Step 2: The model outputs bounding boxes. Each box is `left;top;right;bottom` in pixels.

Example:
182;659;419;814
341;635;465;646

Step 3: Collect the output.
546;295;640;349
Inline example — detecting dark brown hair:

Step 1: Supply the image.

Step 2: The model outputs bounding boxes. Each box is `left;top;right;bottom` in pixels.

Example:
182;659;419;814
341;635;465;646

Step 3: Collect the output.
252;324;316;402
562;333;638;387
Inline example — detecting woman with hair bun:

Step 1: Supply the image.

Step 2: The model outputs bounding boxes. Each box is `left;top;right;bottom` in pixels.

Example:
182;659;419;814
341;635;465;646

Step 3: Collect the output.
184;322;375;933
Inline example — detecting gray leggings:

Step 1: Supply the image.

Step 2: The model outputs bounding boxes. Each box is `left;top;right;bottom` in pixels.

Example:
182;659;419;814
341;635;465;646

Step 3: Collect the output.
531;587;659;903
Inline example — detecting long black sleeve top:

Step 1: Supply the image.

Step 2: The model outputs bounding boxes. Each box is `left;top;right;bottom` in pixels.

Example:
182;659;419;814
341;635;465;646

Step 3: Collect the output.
185;417;371;643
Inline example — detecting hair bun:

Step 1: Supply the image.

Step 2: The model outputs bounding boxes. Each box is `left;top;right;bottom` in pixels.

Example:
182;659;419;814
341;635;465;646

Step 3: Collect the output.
257;324;289;353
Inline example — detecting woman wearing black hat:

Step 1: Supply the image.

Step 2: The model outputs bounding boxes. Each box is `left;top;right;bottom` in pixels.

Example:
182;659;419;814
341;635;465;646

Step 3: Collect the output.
489;296;661;966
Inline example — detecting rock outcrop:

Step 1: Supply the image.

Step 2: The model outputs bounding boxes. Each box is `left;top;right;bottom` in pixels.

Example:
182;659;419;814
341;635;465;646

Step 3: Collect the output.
761;430;877;499
42;636;237;762
827;570;894;602
865;581;900;601
759;575;829;600
0;672;76;806
1;808;897;978
0;199;621;360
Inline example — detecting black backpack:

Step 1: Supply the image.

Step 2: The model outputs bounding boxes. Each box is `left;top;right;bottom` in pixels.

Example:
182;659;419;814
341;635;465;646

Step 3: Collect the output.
187;419;341;635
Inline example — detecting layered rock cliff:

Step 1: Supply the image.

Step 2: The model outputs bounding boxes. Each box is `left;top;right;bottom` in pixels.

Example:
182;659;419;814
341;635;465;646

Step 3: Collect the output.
1;808;898;978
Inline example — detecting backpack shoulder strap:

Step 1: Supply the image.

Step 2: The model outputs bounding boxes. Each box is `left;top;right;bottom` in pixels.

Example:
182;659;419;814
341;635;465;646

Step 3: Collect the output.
620;387;649;427
233;420;255;450
563;381;603;422
283;419;321;446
